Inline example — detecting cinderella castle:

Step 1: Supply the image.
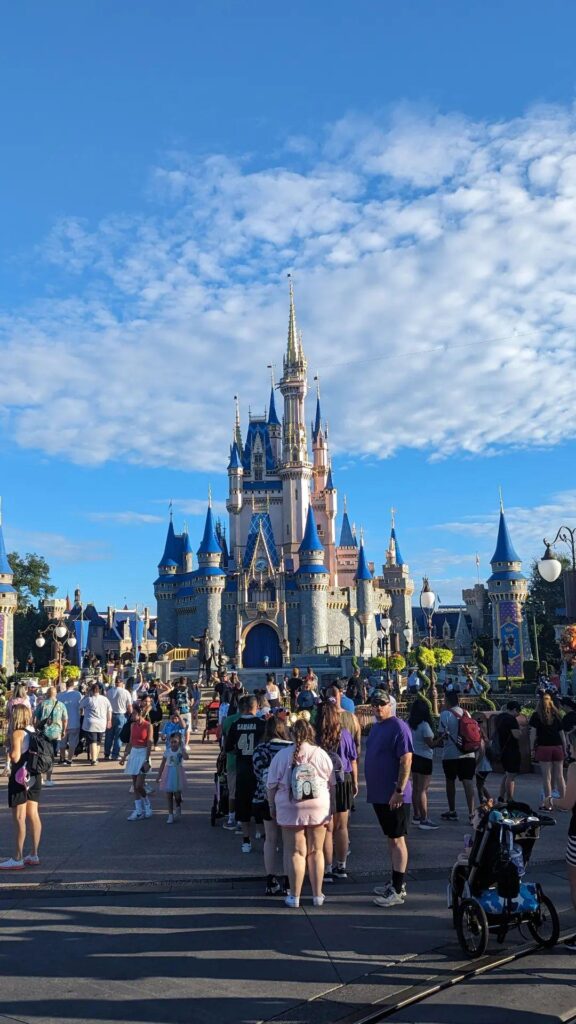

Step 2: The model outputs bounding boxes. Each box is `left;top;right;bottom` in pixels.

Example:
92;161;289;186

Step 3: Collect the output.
154;282;415;669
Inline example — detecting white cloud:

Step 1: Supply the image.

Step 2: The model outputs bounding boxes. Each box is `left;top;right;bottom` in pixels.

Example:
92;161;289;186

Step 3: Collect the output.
436;489;576;564
2;103;576;469
87;511;164;525
5;529;110;564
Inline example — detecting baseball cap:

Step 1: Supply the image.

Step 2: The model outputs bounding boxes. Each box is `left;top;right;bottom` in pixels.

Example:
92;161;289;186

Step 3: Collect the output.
369;688;391;706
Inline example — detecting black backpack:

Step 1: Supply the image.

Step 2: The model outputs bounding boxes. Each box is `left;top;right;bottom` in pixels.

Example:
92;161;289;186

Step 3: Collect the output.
26;732;55;776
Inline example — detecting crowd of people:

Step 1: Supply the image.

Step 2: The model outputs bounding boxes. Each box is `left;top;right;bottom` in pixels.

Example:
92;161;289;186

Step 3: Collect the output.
0;665;574;949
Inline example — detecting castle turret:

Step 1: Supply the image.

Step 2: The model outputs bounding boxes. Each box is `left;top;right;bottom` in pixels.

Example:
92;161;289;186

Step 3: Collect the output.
279;277;312;561
182;527;193;574
194;498;226;646
0;499;17;675
297;506;329;653
487;499;531;679
355;532;375;657
154;512;181;645
267;377;282;464
226;439;244;565
379;511;414;650
311;384;329;494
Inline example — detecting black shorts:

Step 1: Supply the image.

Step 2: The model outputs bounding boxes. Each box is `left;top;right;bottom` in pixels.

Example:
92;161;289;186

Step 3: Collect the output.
443;757;476;782
412;754;433;776
501;754;521;775
251;800;269;823
8;772;42;808
372;802;409;839
335;773;354;813
84;731;104;745
235;773;257;823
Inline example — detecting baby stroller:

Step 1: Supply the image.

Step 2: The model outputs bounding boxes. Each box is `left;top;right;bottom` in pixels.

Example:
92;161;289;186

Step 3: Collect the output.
449;801;559;958
210;749;229;826
202;700;220;742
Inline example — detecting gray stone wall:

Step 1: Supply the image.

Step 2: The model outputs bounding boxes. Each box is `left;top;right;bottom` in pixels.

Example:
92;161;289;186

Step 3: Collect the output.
298;584;328;654
193;585;223;645
221;603;237;658
326;606;352;648
156;591;178;646
286;596;301;655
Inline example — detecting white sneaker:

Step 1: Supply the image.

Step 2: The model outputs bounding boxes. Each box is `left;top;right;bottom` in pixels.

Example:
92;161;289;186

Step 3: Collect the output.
373;889;405;907
312;895;326;907
166;814;174;824
127;810;143;821
255;831;264;840
143;803;153;819
24;854;40;866
373;882;407;899
44;780;55;787
223;819;236;831
241;841;252;854
284;894;300;908
0;858;25;870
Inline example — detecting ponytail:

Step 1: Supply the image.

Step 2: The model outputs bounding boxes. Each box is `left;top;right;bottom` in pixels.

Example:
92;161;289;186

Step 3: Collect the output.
290;718;315;767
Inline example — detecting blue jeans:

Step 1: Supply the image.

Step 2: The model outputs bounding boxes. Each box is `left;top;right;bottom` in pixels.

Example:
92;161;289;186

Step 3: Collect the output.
105;714;126;759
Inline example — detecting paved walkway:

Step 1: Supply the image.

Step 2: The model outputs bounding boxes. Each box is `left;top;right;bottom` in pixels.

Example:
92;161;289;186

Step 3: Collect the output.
0;731;574;1023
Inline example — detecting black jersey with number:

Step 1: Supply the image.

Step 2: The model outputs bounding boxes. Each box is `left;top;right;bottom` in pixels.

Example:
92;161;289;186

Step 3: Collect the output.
225;715;266;775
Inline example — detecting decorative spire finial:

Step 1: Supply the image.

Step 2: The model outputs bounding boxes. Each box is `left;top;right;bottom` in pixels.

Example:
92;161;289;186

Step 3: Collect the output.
208;485;212;508
234;395;240;429
343;494;347;513
169;500;173;521
360;525;364;545
391;506;396;529
314;374;320;399
499;486;504;513
267;364;275;388
286;273;300;363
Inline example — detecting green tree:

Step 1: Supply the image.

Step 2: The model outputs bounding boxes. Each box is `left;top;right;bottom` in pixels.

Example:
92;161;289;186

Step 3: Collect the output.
527;555;569;665
7;552;56;612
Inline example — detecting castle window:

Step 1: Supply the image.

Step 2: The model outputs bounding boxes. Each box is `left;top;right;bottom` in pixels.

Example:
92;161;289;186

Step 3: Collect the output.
253;451;263;481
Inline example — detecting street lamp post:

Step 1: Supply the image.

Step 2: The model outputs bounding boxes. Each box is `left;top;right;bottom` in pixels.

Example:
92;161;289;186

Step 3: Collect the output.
420;577;439;715
538;527;576;618
35;620;77;690
377;614;392;687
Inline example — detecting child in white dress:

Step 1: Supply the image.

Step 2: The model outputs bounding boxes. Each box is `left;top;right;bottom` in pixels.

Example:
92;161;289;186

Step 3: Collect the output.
156;733;189;823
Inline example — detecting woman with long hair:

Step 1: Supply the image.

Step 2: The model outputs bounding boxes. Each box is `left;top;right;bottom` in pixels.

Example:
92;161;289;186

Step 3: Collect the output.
407;697;439;829
266;718;335;907
252;714;293;894
315;701;358;879
530;692;566;810
0;705;42;870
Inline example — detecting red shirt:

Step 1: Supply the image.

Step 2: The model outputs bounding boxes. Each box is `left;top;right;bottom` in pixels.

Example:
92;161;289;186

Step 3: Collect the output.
130;721;150;748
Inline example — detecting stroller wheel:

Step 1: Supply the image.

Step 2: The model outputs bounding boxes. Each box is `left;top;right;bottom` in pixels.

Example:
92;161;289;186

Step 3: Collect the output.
450;864;468;930
456;899;489;959
527;891;560;948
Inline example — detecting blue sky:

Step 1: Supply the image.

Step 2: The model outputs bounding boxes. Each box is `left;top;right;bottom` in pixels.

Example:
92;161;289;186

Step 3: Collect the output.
2;0;576;610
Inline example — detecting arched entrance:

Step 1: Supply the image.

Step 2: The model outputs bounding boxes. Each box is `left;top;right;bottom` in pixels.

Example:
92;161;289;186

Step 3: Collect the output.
242;622;283;668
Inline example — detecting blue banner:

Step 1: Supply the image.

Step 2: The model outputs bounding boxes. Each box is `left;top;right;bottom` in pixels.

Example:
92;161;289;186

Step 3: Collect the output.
73;619;90;667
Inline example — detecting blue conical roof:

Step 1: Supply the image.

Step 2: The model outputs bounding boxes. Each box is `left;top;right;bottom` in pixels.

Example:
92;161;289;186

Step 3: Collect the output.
182;530;193;556
355;541;373;581
339;511;357;547
391;526;404;566
490;509;520;564
159;520;180;567
0;518;12;576
228;441;242;470
198;504;222;555
299;506;324;554
267;387;280;427
312;395;322;441
325;465;335;491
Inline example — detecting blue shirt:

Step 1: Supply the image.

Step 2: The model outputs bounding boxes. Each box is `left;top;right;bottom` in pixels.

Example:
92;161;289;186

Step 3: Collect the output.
364;717;413;805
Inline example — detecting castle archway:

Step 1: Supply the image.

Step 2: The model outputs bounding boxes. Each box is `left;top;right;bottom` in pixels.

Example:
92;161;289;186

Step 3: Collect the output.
242;622;283;669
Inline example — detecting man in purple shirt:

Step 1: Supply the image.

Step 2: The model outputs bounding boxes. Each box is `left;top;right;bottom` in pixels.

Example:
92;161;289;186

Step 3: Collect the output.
364;688;413;907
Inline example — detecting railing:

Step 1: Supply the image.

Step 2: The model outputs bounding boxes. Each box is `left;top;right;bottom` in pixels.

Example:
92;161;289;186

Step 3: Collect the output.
165;647;198;661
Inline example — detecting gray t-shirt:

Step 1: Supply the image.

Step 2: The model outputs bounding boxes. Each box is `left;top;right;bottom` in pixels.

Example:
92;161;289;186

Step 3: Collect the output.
439;706;475;761
411;721;434;760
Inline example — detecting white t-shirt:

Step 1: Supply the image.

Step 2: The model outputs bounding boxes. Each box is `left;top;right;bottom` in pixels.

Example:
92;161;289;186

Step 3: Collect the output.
106;686;132;715
411;721;434;760
440;706;475;760
80;694;112;733
58;690;82;730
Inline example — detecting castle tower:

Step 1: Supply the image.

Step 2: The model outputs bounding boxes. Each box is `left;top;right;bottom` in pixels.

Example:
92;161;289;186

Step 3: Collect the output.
194;498;226;646
279;278;312;561
379;511;414;650
267;376;282;464
154;512;180;645
355;532;375;657
0;500;17;675
311;383;329;494
297;506;329;654
226;440;244;566
487;500;531;678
